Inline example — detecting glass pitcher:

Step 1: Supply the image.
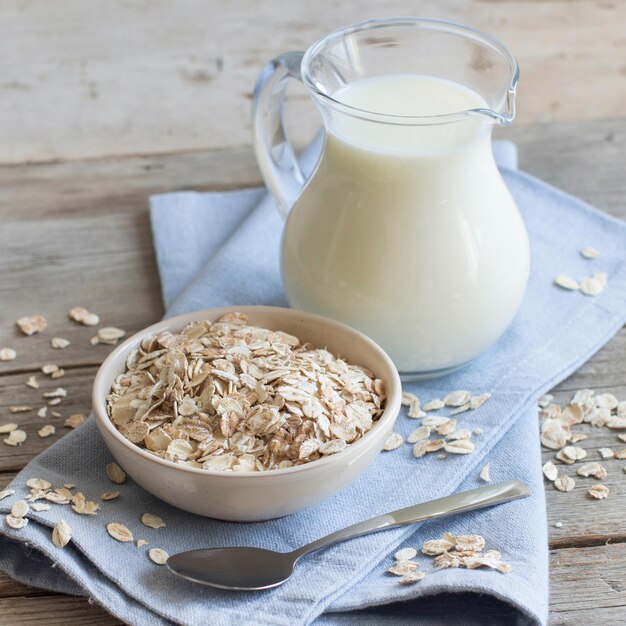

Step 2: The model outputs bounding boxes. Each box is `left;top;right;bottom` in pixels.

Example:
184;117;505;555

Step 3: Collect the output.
252;18;529;379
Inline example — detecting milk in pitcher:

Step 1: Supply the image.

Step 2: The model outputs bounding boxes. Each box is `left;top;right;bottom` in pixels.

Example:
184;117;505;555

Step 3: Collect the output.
281;74;529;374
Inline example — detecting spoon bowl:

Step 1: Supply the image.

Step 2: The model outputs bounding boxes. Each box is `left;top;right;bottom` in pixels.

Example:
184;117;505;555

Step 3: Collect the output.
166;547;296;590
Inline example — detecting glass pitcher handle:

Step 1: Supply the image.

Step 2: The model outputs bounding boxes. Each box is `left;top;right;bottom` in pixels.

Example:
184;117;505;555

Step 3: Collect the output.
252;52;307;218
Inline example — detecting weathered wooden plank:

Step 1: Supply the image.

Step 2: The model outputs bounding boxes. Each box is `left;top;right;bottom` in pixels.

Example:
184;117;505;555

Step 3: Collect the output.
505;118;626;213
549;544;626;623
0;367;97;472
0;572;55;600
0;146;260;219
0;1;625;164
0;595;120;625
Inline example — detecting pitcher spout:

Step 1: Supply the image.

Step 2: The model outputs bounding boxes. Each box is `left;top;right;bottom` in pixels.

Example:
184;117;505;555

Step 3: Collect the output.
473;81;518;127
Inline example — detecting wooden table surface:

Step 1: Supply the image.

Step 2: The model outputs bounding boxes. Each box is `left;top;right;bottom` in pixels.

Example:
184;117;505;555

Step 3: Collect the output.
1;1;625;624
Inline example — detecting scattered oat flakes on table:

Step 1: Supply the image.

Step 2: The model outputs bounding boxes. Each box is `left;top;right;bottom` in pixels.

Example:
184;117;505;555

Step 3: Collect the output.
65;414;86;429
17;314;47;336
0;347;17;361
542;461;558;482
9;406;33;414
51;337;71;349
556;446;587;464
38;425;56;438
576;462;607;479
4;429;27;446
0;423;18;434
69;306;100;326
588;485;609;500
25;375;39;389
96;327;127;345
554;475;575;492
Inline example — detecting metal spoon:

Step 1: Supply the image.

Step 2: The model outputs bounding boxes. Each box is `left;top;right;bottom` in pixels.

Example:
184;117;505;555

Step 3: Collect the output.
166;479;529;590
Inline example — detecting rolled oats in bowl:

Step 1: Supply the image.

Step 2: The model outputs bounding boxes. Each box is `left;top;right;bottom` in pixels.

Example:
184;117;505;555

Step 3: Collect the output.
106;312;386;472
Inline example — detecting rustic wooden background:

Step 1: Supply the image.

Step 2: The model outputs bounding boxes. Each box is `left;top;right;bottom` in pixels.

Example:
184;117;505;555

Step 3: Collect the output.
1;0;625;624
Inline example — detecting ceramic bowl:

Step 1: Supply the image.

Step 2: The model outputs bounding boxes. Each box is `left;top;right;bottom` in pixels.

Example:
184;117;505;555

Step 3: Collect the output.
92;306;401;521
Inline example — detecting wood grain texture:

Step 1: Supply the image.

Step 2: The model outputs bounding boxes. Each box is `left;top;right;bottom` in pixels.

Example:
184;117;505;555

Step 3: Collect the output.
0;595;120;625
0;0;625;164
549;543;626;624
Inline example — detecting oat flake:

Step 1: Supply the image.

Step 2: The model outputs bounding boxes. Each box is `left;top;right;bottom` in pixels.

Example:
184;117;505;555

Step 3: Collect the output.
106;462;127;484
422;399;445;411
5;515;28;529
383;432;403;451
38;425;56;438
141;513;166;529
399;571;425;584
52;520;72;548
11;500;28;518
554;275;579;291
65;414;86;429
0;347;17;361
588;485;609;500
479;464;491;482
394;547;417;561
17;315;47;336
387;560;419;576
148;548;169;565
107;522;134;542
554;475;575;492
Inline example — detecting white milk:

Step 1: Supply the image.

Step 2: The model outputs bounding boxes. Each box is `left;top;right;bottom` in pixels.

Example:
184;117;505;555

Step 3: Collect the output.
281;74;529;375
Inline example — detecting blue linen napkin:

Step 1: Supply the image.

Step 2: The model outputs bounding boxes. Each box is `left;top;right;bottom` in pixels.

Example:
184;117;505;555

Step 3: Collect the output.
2;140;626;626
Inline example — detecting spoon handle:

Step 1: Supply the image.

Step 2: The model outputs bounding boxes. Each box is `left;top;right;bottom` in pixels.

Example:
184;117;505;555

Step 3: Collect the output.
291;479;529;560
